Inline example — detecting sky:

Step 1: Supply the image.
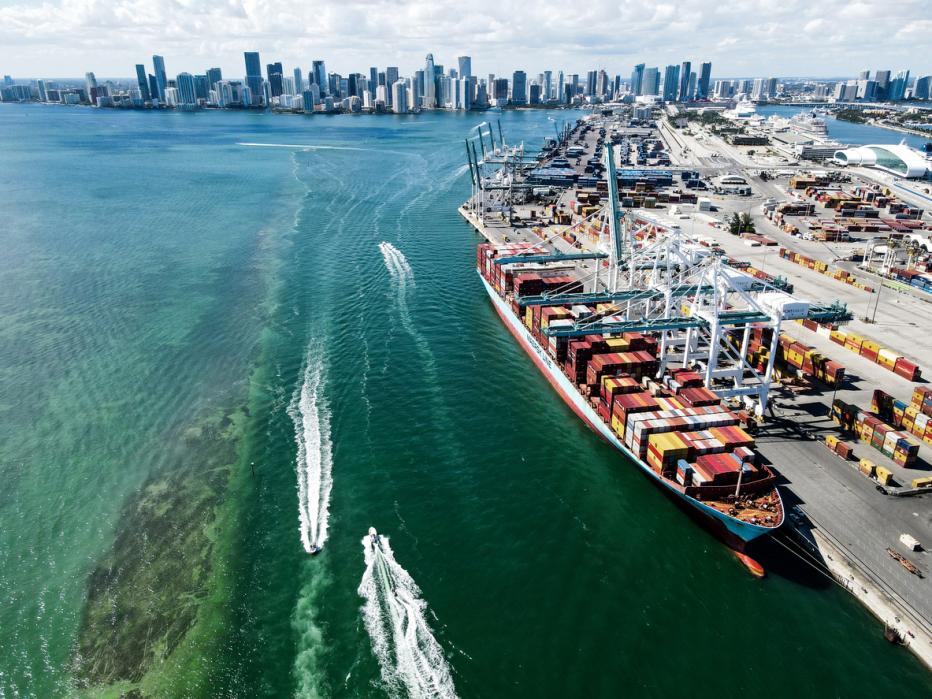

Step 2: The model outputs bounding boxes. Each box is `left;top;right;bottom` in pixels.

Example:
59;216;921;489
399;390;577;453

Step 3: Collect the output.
0;0;930;80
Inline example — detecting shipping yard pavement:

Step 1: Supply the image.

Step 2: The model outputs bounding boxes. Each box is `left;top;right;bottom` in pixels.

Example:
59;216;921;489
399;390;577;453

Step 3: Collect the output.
644;196;932;668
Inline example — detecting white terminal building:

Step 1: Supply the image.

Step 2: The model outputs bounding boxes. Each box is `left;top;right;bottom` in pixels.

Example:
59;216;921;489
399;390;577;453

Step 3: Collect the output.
833;143;931;179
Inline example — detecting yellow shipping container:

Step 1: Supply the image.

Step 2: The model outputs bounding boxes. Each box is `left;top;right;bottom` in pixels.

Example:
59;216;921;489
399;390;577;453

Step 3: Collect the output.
611;415;625;440
525;307;533;328
875;466;892;486
605;338;630;351
825;435;839;449
911;477;932;489
862;340;881;353
830;330;847;343
648;432;689;454
858;458;875;477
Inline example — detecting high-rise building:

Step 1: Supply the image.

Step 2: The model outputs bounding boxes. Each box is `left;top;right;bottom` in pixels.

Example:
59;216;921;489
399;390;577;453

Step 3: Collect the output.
630;63;645;95
596;70;609;98
423;54;436;108
37;79;48;102
193;74;210;101
458;56;472;79
874;69;891;99
176;72;197;105
385;66;399;106
207;67;222;93
511;70;527;104
84;71;98;104
266;62;284;97
244;52;263;105
391;79;408;113
642;67;660;96
679;61;691;102
697;62;712;99
662;65;680;101
858;70;871;81
914;75;932;100
148;74;159;104
152;55;167;101
585;70;597;96
294;67;304;94
135;64;151;102
687;72;697;100
888;69;909;101
369;67;378;97
543;70;553;101
312;61;327;95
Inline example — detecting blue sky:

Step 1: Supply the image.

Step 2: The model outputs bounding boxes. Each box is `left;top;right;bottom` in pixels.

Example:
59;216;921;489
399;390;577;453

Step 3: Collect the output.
0;0;929;79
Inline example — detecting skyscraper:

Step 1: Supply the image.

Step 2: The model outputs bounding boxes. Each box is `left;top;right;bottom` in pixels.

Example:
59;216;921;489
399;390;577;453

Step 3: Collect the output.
194;74;210;101
630;63;645;96
294;67;303;94
511;70;527;104
385;66;399;106
135;64;151;102
84;71;98;104
266;62;284;97
889;69;909;101
586;70;597;96
148;74;159;105
312;60;327;95
874;70;891;99
543;70;552;101
458;56;472;79
369;67;378;97
662;65;680;101
424;54;436;108
207;67;222;93
244;52;263;106
642;67;660;96
152;55;167;101
915;75;932;100
391;79;408;113
176;72;197;106
697;62;712;99
679;61;691;102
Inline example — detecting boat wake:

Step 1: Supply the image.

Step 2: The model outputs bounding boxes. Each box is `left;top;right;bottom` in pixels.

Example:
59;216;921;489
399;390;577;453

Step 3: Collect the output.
379;241;434;372
287;351;333;553
358;530;457;699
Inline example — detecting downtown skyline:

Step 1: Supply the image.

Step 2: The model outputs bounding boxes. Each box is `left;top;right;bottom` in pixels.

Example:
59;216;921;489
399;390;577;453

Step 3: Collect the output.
0;0;930;79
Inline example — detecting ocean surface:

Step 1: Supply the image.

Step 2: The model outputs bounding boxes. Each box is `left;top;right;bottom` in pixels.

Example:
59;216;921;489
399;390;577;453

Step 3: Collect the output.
1;103;930;698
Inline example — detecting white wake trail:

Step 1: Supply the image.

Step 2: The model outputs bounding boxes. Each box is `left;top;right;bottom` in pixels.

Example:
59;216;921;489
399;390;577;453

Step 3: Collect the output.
287;353;334;553
358;532;458;699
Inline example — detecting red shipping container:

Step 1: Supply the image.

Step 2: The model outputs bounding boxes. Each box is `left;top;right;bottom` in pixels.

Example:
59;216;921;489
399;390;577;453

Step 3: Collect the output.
894;358;921;382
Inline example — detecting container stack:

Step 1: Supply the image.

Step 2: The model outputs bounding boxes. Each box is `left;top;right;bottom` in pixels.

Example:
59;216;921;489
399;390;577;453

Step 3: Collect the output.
777;248;874;292
823;326;922;382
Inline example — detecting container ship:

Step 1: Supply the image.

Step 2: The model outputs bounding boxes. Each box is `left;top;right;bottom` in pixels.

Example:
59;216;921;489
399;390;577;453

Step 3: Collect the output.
475;241;784;547
460;124;811;555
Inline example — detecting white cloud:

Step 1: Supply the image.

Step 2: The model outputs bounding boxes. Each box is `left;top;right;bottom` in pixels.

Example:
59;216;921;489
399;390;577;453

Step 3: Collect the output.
0;0;928;78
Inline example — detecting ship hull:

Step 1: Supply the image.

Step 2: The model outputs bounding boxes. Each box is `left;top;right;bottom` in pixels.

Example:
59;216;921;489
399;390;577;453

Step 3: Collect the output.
479;272;778;546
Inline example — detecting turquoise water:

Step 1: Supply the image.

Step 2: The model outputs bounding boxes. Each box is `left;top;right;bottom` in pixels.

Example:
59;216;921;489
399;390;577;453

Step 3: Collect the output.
755;104;931;149
1;104;930;697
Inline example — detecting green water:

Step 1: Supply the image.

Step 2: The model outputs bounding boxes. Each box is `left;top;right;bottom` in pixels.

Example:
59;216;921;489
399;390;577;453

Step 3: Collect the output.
0;104;929;698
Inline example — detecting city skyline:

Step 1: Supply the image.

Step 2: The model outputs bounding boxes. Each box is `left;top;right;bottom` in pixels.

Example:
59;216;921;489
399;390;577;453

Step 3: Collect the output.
0;0;930;78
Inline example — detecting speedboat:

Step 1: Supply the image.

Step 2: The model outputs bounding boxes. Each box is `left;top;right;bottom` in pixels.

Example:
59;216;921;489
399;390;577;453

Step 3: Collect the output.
309;544;321;555
368;527;382;550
